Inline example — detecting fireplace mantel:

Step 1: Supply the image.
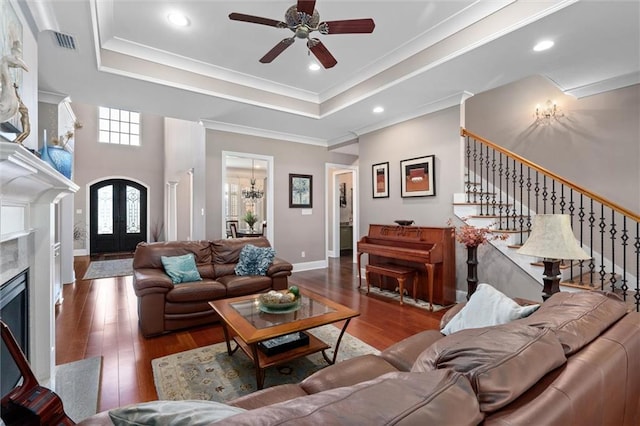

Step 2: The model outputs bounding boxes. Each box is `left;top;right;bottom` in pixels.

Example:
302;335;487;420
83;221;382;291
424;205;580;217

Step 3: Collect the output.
1;141;78;385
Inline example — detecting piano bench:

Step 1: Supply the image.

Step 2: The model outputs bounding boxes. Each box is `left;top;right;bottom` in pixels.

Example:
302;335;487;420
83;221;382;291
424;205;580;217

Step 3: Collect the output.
365;264;417;305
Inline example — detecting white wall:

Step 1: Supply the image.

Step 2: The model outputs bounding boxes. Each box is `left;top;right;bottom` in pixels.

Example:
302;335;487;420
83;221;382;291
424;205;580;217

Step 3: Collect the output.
466;75;640;214
205;130;357;265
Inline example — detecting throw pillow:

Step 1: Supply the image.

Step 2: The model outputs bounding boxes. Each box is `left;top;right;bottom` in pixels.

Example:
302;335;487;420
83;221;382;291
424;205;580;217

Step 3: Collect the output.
108;400;246;426
441;283;539;335
160;253;202;284
234;244;276;276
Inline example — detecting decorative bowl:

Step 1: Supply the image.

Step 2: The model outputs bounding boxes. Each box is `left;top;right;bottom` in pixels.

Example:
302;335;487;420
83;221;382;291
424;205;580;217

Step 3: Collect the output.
394;220;414;226
258;291;299;310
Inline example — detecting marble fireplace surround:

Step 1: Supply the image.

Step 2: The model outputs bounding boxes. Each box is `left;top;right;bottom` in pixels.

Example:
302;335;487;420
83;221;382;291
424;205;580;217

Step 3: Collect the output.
0;142;78;385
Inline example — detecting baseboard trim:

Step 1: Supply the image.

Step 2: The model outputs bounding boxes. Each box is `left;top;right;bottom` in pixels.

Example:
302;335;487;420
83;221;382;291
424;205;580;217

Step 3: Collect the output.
292;260;327;272
74;249;88;256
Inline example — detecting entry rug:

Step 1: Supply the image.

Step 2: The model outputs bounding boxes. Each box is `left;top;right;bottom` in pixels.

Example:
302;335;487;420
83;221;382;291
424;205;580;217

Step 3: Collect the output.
152;325;378;403
83;259;133;280
361;285;447;312
55;356;102;423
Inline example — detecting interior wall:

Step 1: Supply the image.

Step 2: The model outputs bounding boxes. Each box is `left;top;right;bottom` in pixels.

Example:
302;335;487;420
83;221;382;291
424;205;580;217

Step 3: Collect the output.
466;75;640;214
72;102;165;250
206;130;357;265
358;106;463;234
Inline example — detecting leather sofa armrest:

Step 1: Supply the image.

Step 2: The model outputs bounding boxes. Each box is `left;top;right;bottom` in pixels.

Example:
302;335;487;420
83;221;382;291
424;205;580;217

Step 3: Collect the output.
381;330;444;371
266;257;293;277
300;354;398;395
133;268;173;296
228;384;308;410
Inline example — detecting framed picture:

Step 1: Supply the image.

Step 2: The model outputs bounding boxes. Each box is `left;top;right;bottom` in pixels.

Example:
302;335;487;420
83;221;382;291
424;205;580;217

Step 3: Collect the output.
400;155;435;197
372;162;389;198
339;182;347;208
289;174;312;208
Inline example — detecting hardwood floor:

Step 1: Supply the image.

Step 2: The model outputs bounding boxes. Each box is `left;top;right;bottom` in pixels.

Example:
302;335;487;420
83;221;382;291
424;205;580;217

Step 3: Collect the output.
58;255;448;412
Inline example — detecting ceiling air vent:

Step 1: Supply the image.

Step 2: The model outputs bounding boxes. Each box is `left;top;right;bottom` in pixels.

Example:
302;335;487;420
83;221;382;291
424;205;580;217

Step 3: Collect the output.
53;31;77;50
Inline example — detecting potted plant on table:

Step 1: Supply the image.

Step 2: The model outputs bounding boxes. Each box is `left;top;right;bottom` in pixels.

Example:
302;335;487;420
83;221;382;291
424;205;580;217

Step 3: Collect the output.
243;211;258;232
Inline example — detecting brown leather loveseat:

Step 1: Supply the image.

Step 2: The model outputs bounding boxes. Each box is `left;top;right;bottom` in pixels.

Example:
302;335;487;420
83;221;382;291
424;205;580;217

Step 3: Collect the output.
132;237;292;337
79;291;639;425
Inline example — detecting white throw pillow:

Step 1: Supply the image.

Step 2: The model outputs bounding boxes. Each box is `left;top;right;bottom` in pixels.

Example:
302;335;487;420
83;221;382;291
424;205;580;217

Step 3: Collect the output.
441;283;540;335
108;400;246;426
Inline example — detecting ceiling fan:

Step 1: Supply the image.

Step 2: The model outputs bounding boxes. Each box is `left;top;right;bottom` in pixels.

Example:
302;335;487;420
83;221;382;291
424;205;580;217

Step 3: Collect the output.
229;0;375;69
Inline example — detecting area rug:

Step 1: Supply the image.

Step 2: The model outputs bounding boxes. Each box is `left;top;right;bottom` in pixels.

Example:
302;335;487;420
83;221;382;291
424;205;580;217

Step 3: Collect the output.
55;356;102;423
361;285;448;312
83;259;133;280
152;325;378;403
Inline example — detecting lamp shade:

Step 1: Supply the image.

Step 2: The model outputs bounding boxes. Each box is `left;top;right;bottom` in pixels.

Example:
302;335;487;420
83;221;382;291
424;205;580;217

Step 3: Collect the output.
517;214;590;260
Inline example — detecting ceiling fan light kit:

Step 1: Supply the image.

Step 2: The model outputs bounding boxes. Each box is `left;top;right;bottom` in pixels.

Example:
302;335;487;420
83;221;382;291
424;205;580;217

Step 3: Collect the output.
229;0;375;69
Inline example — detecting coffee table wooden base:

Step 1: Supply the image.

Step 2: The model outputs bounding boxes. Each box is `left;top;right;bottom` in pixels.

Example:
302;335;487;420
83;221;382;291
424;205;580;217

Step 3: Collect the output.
219;319;352;390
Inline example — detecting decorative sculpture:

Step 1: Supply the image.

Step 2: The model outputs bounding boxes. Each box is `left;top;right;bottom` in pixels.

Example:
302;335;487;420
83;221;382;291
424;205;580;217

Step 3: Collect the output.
12;83;29;144
0;41;29;124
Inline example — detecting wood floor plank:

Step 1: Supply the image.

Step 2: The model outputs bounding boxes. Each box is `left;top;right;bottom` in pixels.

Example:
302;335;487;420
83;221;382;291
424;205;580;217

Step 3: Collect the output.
59;255;449;411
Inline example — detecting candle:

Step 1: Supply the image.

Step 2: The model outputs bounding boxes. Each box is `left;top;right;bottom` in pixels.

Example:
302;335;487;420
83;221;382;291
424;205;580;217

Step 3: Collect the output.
43;129;46;145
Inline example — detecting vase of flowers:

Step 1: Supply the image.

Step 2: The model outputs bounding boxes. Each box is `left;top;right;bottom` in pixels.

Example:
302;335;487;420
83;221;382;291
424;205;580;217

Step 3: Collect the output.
243;211;258;232
449;219;508;299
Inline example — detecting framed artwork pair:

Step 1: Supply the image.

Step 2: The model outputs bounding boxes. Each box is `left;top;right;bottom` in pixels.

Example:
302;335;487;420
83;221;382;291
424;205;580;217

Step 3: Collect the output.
372;155;436;198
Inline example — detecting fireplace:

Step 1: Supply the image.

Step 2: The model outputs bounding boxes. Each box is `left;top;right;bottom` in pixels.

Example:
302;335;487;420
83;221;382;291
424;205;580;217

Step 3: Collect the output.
1;269;29;397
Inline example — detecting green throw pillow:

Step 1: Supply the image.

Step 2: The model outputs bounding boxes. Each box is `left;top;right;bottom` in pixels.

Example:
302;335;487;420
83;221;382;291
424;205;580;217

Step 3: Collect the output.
161;253;202;284
234;244;276;276
108;400;246;426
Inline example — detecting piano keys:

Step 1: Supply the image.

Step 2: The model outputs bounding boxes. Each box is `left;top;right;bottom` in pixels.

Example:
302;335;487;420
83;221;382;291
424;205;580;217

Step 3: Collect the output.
357;224;456;307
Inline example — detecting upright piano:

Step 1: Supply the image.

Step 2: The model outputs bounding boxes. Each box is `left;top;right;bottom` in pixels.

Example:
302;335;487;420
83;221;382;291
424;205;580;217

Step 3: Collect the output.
357;224;456;307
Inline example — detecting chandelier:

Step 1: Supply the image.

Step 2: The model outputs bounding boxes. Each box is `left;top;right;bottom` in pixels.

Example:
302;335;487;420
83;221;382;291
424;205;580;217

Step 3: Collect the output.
242;160;264;200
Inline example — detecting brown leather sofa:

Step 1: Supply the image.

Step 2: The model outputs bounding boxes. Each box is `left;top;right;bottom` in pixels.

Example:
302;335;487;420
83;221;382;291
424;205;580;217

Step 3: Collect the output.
79;291;640;425
132;237;293;337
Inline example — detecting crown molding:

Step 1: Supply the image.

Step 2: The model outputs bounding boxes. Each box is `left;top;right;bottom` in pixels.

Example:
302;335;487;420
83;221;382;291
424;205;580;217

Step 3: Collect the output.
562;72;640;99
200;120;326;146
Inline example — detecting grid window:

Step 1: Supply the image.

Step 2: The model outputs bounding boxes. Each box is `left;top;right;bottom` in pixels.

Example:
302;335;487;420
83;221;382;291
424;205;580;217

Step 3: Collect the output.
98;106;141;146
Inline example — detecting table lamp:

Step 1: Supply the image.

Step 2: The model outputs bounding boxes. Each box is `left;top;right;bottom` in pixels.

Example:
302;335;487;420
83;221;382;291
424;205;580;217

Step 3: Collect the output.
517;214;590;300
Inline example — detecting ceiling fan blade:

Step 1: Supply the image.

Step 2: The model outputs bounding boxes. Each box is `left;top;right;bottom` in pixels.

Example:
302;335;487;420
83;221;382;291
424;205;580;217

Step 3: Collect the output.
260;38;295;63
297;0;316;16
320;19;375;34
229;13;285;28
307;39;337;69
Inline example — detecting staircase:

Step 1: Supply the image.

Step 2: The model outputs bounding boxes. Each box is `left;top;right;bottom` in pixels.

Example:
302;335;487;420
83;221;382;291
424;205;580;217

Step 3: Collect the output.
454;129;640;312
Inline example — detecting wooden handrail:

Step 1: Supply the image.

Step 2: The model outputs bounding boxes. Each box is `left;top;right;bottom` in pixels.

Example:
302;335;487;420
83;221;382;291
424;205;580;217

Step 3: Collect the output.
461;128;640;222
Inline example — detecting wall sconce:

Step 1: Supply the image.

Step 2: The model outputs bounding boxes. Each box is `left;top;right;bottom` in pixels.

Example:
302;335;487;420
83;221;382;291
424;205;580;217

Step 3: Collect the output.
534;100;564;125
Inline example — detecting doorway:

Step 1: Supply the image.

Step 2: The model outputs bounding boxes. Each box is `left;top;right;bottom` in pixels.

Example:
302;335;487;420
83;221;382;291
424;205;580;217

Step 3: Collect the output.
89;179;147;254
325;163;358;264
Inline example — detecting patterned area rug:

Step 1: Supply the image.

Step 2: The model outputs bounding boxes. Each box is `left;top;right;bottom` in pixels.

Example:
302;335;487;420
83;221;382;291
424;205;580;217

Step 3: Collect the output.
55;356;102;423
360;285;448;312
152;325;379;403
82;259;133;280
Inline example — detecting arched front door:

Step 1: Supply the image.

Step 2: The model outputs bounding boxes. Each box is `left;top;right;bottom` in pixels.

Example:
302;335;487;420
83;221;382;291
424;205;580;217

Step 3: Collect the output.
90;179;147;254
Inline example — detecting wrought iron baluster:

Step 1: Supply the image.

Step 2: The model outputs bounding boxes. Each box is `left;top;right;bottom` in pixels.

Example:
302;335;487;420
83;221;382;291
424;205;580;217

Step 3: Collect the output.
465;136;471;203
526;168;532;236
588;199;596;286
512;159;517;230
478;141;484;214
491;150;497;216
560;185;566;214
550;180;557;214
498;153;504;229
578;194;585;283
518;163;525;245
609;210;617;292
534;172;540;217
472;138;478;203
542;176;548;214
569;189;576;281
621;216;628;302
599;204;606;289
635;222;640;311
504;158;510;228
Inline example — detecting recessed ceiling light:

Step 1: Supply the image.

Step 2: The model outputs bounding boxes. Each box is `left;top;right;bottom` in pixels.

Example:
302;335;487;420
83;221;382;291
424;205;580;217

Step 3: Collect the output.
167;12;190;27
533;40;554;52
373;106;384;114
308;63;321;71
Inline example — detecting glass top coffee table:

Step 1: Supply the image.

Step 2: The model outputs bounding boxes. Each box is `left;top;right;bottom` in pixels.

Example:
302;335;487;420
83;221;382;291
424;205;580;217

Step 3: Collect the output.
209;288;359;389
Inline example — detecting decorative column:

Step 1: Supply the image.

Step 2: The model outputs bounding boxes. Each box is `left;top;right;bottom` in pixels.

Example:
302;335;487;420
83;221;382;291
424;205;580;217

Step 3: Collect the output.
166;181;179;241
